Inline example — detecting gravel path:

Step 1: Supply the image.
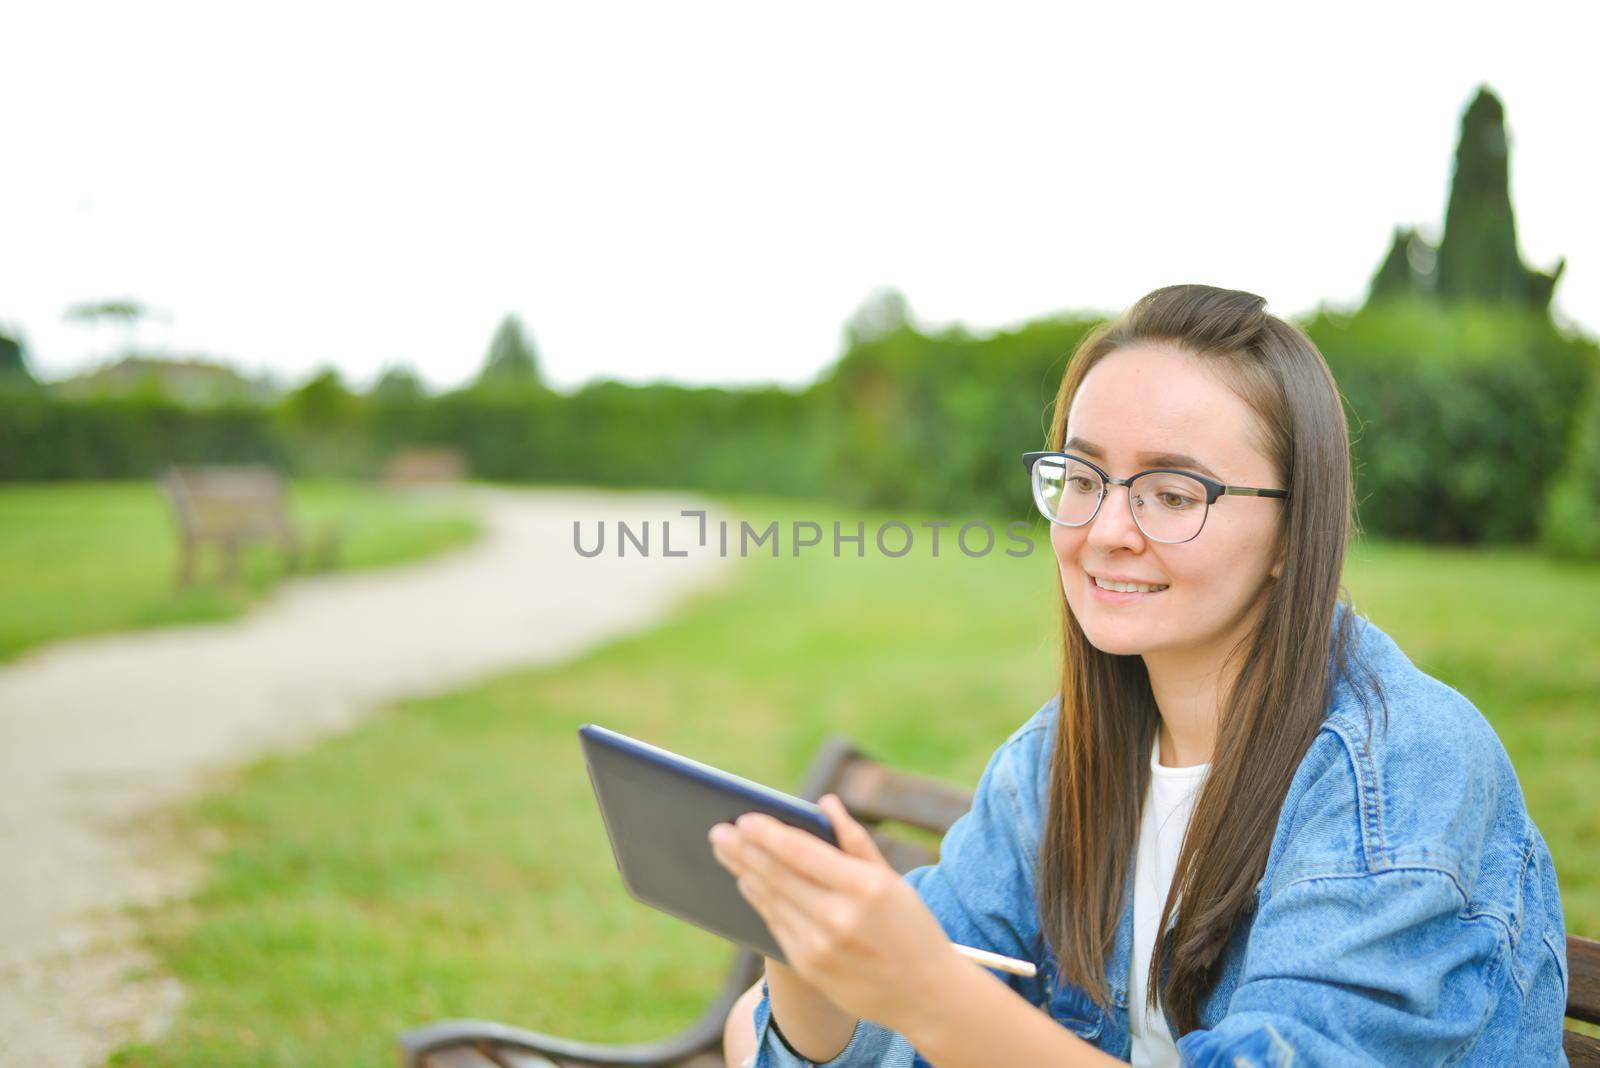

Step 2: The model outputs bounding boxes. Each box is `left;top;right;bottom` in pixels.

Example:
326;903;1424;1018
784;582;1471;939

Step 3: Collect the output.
0;487;739;1067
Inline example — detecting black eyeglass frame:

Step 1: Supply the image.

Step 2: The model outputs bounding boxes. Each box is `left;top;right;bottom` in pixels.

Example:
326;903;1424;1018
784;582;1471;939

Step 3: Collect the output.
1020;450;1289;544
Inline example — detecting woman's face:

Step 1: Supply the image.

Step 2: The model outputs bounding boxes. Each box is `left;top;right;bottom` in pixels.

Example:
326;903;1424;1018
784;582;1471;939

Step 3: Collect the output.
1050;343;1285;670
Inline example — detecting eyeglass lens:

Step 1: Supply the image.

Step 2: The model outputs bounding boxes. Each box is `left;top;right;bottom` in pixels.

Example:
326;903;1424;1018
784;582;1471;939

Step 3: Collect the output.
1032;455;1209;543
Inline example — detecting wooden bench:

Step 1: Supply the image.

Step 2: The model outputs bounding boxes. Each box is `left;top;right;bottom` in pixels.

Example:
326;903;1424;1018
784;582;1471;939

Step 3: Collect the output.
383;447;467;489
394;736;1600;1068
160;464;341;587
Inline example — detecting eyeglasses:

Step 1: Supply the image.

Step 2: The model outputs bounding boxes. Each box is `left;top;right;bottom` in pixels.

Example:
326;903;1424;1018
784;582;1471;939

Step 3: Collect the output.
1021;451;1289;544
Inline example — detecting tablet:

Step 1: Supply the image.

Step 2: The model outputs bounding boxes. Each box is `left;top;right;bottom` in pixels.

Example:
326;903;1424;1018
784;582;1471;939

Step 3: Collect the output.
579;723;837;965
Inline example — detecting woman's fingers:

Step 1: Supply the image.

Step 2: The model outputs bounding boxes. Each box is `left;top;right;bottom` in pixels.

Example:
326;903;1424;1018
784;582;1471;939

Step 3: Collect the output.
713;820;872;956
716;823;841;915
709;826;744;874
731;812;873;891
818;794;887;866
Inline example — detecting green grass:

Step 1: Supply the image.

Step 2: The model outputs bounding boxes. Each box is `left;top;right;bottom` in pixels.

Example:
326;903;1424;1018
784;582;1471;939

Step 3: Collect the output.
0;481;483;662
109;496;1599;1066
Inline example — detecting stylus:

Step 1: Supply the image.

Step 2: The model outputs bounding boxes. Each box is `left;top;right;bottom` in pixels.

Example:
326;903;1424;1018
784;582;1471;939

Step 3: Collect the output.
953;943;1037;978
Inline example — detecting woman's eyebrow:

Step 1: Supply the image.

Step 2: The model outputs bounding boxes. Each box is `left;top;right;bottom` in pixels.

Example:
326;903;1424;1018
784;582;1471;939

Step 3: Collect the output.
1062;436;1221;480
1142;452;1222;480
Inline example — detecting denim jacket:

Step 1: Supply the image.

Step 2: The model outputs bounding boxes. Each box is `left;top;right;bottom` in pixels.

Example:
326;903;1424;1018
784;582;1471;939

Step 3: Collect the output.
750;605;1569;1066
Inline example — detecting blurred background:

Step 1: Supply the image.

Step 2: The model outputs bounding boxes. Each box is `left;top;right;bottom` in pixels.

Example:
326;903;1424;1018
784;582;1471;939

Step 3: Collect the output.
1;3;1596;1066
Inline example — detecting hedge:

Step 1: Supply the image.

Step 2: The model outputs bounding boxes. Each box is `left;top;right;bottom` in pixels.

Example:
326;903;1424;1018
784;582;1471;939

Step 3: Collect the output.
2;302;1594;550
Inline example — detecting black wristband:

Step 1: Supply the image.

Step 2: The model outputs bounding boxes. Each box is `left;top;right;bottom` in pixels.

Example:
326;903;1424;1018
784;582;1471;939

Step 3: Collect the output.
768;1010;807;1060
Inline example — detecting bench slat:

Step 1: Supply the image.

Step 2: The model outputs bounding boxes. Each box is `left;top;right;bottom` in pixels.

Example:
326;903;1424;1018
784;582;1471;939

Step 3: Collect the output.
1571;935;1600;1025
489;1048;720;1068
486;1050;559;1067
423;1048;506;1068
835;760;973;835
1566;1027;1600;1068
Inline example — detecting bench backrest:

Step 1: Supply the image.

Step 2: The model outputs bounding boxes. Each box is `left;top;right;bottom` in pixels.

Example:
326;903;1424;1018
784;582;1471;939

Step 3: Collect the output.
809;737;967;874
161;464;294;540
383;447;466;487
1570;938;1600;1064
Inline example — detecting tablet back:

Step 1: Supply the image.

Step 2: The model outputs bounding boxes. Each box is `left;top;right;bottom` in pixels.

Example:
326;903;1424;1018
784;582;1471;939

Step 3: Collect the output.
579;724;837;965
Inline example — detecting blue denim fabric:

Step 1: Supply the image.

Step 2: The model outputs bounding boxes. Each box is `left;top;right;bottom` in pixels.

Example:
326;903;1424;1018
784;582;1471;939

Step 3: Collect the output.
749;604;1569;1066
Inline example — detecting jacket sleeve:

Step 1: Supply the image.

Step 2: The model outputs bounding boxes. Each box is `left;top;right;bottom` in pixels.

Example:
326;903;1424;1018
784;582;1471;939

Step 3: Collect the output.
748;697;1056;1067
1175;728;1508;1068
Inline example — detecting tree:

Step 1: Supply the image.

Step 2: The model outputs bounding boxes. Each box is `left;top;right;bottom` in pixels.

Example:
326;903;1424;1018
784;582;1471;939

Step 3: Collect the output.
373;364;427;403
0;330;37;391
283;367;355;427
475;314;543;390
1364;86;1563;313
1366;226;1436;304
842;287;913;349
1435;87;1564;310
64;298;148;358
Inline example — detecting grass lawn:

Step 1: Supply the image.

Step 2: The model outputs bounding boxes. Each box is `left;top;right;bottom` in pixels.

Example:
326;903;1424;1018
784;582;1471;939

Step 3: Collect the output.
109;495;1598;1066
0;480;483;662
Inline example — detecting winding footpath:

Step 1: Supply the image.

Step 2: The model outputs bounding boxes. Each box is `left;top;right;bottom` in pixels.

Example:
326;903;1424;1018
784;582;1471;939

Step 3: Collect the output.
0;487;740;1067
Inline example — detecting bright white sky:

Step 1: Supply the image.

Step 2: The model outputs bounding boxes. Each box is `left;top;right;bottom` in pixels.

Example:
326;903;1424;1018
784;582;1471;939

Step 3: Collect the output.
2;1;1594;394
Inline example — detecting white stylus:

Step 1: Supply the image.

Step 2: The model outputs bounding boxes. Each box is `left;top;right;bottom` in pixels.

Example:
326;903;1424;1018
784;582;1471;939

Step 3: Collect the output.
953;942;1037;978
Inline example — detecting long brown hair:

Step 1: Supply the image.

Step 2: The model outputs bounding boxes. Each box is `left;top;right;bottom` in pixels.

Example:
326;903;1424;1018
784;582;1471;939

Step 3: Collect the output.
1035;284;1382;1034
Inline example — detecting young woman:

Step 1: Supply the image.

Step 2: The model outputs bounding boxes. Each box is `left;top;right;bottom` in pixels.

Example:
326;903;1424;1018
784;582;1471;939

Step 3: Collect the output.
710;285;1569;1066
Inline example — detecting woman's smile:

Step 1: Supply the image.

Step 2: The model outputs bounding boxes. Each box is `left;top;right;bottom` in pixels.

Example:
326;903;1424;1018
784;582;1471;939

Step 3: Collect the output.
1087;572;1170;604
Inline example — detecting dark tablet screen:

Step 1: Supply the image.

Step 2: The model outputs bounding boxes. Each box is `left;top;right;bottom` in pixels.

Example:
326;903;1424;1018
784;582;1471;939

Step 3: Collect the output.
578;723;838;964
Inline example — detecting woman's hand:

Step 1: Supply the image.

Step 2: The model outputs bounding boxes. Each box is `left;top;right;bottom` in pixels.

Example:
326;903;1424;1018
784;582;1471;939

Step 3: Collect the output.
708;793;961;1035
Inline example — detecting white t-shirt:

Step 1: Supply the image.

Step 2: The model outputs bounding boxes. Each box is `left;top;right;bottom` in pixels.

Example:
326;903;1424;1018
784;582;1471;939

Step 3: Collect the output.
1128;735;1210;1068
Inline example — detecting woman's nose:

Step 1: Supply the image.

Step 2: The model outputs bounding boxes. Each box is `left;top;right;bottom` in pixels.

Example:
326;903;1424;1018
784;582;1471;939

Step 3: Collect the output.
1086;483;1146;551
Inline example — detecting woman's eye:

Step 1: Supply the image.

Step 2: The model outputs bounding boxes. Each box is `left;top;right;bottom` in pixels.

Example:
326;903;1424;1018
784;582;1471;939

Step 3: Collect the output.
1158;492;1197;509
1068;477;1098;493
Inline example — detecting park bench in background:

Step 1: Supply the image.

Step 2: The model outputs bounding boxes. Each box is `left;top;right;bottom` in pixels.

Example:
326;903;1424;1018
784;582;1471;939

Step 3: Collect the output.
384;447;467;489
394;737;1600;1068
161;464;341;587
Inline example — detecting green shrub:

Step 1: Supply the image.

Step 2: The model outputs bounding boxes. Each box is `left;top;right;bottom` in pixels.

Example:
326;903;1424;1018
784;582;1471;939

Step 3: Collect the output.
0;395;283;479
812;317;1092;518
1540;368;1600;559
1305;300;1595;542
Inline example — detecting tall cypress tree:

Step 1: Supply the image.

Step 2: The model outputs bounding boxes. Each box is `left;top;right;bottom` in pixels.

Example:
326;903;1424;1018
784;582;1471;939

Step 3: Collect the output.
476;314;543;391
1435;87;1564;310
1364;85;1563;313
